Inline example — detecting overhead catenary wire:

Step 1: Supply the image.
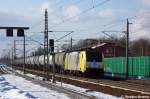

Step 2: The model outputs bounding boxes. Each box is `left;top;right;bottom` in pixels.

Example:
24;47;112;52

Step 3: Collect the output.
25;35;43;46
51;32;57;40
55;31;74;42
101;11;149;29
50;0;111;29
28;0;82;35
26;0;148;52
57;11;146;34
28;0;111;44
28;8;59;35
101;16;137;31
25;30;75;53
46;0;85;25
101;12;150;31
93;13;148;37
78;11;148;36
68;15;137;34
29;19;43;30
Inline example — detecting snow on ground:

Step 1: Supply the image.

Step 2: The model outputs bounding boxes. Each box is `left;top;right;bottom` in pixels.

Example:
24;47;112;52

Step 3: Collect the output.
0;74;70;99
26;74;43;80
55;81;122;99
2;66;122;99
24;73;122;99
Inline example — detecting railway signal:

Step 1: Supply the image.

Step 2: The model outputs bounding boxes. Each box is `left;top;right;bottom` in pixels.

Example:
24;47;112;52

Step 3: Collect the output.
17;29;24;37
49;39;54;52
0;26;29;74
0;27;29;37
6;29;13;37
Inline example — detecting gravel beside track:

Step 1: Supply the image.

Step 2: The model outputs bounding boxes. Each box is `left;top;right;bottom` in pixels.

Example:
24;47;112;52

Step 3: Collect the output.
2;66;96;99
13;66;150;97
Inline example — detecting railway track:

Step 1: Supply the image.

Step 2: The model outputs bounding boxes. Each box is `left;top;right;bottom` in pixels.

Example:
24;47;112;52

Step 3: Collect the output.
54;74;150;96
2;65;96;99
25;68;150;93
11;66;150;97
0;65;10;74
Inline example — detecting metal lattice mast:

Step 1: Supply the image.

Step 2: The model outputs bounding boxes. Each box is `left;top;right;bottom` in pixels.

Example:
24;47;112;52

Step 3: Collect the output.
43;9;49;80
126;19;129;79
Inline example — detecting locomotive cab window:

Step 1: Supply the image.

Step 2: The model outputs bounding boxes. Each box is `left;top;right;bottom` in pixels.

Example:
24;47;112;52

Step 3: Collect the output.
87;51;102;62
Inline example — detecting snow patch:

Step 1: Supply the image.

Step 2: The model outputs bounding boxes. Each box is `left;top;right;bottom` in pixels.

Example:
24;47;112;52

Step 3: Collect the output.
55;81;122;99
22;71;122;99
0;74;70;99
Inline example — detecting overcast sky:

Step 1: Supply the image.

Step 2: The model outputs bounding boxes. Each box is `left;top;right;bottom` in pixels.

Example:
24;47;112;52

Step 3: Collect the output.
0;0;150;57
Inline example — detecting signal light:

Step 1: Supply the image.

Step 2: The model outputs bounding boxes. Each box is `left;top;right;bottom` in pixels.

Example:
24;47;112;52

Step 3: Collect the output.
6;29;13;37
49;39;54;52
17;29;24;37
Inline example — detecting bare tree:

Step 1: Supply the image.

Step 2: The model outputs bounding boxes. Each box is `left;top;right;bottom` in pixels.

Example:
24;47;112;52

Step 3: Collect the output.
30;47;44;56
130;38;150;56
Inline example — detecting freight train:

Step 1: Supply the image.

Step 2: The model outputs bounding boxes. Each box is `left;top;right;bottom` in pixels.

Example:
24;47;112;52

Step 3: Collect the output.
13;49;150;79
13;49;104;77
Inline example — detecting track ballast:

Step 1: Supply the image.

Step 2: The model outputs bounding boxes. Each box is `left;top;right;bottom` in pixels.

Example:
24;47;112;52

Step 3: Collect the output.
12;66;150;97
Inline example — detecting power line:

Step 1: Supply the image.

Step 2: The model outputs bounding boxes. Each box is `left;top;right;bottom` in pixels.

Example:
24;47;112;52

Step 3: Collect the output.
100;13;150;36
92;16;139;36
27;0;82;31
51;32;57;40
92;13;147;33
48;0;85;24
55;31;74;42
29;20;43;29
72;16;137;35
28;1;83;33
50;0;111;29
25;35;43;45
58;10;147;34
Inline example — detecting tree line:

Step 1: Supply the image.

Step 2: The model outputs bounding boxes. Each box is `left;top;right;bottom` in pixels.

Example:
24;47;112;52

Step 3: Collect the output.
30;37;150;56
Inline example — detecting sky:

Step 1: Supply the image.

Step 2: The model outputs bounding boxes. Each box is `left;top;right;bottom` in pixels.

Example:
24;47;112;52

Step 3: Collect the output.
0;0;150;57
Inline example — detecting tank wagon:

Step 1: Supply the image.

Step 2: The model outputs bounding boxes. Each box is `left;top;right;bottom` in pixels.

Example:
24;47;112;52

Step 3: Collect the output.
13;50;103;76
